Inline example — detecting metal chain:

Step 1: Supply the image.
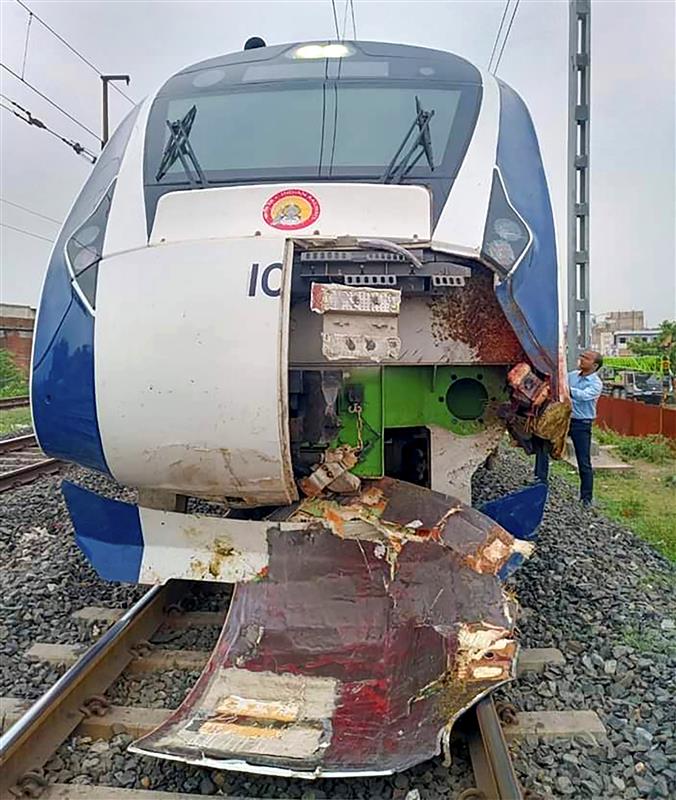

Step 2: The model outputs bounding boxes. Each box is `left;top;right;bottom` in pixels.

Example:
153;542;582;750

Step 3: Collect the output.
348;402;364;452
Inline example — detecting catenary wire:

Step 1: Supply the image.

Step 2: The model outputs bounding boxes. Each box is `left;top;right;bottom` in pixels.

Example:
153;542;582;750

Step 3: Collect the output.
349;0;357;39
0;221;54;243
14;0;135;104
0;198;61;225
487;0;511;72
1;97;97;162
330;0;341;39
0;61;101;143
341;0;350;40
21;9;33;79
492;0;521;75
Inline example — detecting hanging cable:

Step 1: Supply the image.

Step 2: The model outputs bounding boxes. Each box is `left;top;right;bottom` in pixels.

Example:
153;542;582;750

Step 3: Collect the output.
14;0;135;105
1;97;97;163
0;221;54;243
0;198;61;225
341;0;350;40
487;0;511;72
21;10;33;79
492;0;521;75
0;62;101;143
330;0;341;39
349;0;357;39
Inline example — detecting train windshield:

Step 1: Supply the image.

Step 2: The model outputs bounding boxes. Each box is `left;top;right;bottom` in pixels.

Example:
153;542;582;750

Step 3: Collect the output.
144;81;479;185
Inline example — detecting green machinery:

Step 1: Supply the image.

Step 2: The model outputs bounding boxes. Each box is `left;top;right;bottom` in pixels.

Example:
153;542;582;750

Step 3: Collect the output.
332;365;509;478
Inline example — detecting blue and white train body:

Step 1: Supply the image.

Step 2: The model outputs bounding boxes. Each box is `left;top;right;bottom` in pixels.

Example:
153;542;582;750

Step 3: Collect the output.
31;41;564;777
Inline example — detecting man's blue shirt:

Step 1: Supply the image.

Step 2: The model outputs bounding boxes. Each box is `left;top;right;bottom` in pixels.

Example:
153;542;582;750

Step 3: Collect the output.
568;370;603;420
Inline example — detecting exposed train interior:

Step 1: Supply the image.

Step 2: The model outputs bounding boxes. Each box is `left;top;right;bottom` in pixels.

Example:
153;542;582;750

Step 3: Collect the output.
286;240;525;493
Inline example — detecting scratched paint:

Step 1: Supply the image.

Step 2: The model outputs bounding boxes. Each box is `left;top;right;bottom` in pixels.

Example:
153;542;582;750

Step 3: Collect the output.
131;477;533;777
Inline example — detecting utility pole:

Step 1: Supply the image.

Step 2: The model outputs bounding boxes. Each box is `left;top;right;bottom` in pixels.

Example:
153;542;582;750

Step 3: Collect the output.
566;0;591;368
101;75;130;149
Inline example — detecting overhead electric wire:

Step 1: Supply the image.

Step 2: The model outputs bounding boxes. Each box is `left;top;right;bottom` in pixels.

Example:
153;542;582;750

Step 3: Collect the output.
14;0;135;105
487;0;511;72
330;0;341;39
0;221;54;243
341;0;350;40
21;8;33;79
492;0;521;75
349;0;357;39
0;198;61;225
0;61;101;143
1;96;97;163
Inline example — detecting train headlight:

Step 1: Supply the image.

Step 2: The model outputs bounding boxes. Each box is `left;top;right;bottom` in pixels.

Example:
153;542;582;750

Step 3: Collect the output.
481;169;531;273
293;43;353;59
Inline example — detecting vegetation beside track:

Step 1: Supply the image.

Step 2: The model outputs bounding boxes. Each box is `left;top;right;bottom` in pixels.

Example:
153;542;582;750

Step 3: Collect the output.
0;350;28;399
0;408;32;436
551;428;676;563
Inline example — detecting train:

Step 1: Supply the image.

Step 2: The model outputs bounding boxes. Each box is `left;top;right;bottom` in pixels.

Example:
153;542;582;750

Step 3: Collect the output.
31;39;567;778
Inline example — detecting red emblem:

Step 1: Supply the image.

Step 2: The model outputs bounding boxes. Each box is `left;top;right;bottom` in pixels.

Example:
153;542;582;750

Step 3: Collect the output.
262;189;320;231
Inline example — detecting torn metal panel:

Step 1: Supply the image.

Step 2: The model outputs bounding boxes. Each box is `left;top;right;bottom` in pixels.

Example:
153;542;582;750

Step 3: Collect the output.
311;282;402;363
131;478;535;777
310;283;401;316
430;423;504;503
321;330;401;362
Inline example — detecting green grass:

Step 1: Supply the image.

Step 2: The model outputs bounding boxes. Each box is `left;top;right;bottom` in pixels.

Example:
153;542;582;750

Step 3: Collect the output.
552;453;676;563
622;624;675;655
594;426;675;464
0;407;32;435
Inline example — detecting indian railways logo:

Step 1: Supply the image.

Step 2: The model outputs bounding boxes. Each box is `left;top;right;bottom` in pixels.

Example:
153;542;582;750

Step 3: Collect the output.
262;189;320;230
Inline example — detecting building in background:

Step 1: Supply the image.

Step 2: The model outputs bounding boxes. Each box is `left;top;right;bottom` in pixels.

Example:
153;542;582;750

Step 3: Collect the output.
591;310;660;356
0;303;36;375
611;328;661;356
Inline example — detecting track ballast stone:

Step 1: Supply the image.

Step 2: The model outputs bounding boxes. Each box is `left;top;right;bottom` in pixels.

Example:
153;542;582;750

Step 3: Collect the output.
2;448;674;797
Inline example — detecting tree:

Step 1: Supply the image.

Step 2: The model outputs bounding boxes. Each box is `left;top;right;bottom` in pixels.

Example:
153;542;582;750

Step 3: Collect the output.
0;349;29;398
628;320;676;391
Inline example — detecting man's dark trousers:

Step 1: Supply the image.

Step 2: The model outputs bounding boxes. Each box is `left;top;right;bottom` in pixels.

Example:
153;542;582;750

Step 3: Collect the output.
570;418;593;503
533;435;550;484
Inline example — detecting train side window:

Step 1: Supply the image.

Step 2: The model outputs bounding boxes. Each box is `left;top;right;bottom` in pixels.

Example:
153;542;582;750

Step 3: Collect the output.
65;181;116;310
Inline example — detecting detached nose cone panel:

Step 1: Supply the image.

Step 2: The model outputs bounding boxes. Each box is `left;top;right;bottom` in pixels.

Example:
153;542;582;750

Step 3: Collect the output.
130;478;533;778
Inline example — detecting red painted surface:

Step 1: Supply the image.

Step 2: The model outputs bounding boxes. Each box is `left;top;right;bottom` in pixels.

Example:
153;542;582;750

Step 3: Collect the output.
597;396;676;439
134;479;521;776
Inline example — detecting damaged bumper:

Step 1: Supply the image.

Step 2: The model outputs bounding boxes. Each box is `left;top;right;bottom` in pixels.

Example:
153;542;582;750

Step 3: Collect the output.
65;478;544;777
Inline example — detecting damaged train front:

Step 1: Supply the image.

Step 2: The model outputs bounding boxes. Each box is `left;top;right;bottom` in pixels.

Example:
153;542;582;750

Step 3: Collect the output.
29;43;568;779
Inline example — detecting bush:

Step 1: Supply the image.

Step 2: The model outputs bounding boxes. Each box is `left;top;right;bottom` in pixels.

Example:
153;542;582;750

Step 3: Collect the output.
595;426;674;464
0;350;28;398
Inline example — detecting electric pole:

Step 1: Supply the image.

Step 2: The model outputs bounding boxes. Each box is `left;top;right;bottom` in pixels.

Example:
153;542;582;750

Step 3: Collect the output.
101;74;130;149
566;0;591;368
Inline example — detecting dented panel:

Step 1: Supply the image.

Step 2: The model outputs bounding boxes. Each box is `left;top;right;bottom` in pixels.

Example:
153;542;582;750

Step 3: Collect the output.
131;478;533;777
95;237;297;505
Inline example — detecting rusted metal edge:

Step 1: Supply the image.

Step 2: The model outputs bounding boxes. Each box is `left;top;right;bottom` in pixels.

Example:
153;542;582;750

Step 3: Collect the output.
466;696;523;800
0;458;61;493
0;583;183;798
0;433;37;455
0;396;30;411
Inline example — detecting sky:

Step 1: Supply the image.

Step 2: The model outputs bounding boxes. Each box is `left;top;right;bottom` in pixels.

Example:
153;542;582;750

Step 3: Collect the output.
0;0;674;326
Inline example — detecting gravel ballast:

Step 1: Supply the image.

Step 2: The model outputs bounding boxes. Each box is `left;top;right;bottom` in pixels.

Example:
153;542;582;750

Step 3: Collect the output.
1;449;674;798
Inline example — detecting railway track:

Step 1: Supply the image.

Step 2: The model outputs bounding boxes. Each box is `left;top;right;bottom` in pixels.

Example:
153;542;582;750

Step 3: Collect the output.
0;434;61;492
0;395;30;410
0;581;606;800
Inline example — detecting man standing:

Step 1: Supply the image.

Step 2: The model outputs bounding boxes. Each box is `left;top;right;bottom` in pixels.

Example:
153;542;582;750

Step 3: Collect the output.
568;350;604;506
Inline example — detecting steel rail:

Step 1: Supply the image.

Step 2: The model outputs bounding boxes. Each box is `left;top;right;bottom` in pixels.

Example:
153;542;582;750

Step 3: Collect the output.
0;433;36;454
464;696;524;800
0;582;183;798
0;458;61;492
0;395;30;410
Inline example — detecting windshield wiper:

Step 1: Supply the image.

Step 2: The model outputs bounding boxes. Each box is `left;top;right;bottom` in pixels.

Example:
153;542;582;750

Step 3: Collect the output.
155;105;207;186
382;96;435;184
